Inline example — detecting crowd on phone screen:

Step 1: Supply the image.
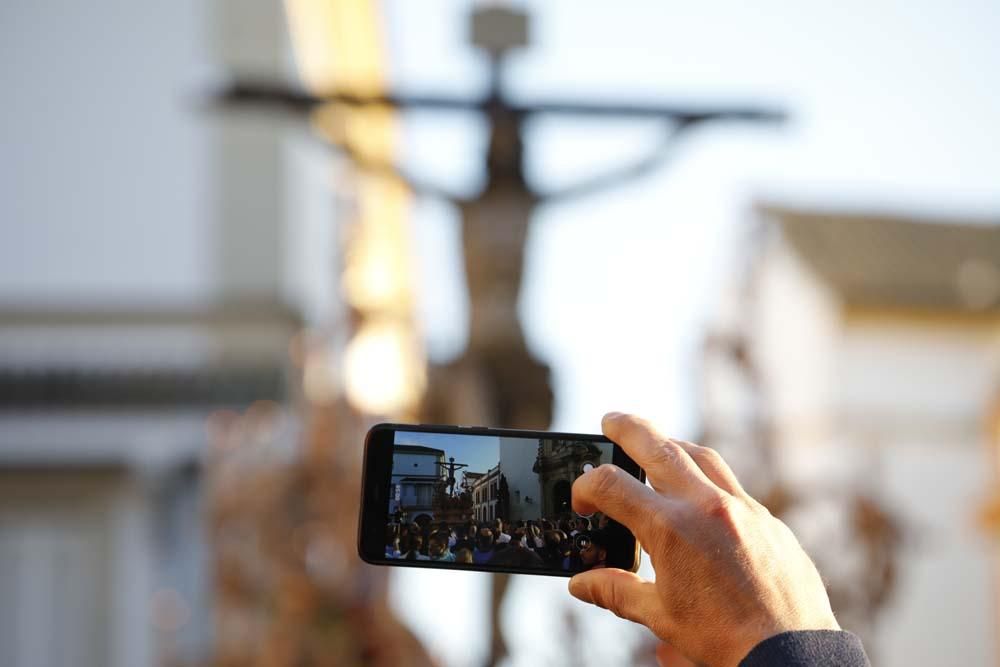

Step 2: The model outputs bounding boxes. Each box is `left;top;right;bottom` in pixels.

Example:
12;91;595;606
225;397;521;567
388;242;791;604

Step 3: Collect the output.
383;514;619;572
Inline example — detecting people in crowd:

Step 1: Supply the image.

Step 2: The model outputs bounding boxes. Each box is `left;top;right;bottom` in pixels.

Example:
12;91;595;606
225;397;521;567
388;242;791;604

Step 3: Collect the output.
579;529;608;570
401;534;428;561
451;525;473;555
537;529;565;569
488;542;545;568
561;534;582;571
493;518;512;544
385;525;402;560
473;527;496;564
428;531;456;562
384;512;615;571
528;523;545;548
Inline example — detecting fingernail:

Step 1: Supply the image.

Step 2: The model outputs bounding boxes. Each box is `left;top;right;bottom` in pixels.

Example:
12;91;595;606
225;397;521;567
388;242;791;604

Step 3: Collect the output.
603;411;624;422
568;577;592;603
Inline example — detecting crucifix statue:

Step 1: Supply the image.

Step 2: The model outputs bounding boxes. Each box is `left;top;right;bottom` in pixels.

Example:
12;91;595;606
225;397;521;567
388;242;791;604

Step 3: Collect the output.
435;456;470;497
217;4;781;433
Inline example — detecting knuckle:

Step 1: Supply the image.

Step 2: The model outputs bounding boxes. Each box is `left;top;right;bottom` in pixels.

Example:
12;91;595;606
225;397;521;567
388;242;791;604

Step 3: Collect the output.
606;583;629;620
749;495;774;518
591;578;631;621
648;440;685;467
642;505;678;555
692;445;723;467
700;491;736;523
589;464;622;497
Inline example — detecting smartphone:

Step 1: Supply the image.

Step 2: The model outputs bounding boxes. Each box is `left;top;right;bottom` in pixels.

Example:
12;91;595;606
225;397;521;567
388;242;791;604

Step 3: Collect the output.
358;423;645;576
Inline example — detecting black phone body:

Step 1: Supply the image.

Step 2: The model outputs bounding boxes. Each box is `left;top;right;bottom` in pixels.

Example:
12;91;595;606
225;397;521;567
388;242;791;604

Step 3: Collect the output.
358;423;645;577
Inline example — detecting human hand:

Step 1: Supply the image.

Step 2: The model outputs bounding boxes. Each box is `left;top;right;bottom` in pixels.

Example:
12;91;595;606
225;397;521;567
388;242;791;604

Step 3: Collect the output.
569;413;839;667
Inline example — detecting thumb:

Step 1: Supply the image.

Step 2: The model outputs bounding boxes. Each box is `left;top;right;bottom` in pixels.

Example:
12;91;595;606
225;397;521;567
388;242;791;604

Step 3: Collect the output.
569;569;663;632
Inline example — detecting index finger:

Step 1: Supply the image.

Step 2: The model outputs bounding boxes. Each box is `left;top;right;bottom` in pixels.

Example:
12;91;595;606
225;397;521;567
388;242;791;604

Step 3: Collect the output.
602;412;714;496
572;463;663;548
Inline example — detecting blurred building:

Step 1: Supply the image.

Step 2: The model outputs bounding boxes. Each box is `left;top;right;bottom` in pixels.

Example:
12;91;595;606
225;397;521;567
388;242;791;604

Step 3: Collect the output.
0;1;340;665
0;306;295;667
703;205;1000;667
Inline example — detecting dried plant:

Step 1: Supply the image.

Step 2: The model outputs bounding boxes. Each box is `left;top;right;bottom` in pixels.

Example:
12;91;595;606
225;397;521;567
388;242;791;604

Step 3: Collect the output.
205;399;433;667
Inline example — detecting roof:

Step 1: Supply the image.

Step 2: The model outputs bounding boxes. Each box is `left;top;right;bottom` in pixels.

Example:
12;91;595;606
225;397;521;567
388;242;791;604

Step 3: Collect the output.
0;300;301;378
469;465;501;487
0;366;286;408
393;444;445;456
763;207;1000;312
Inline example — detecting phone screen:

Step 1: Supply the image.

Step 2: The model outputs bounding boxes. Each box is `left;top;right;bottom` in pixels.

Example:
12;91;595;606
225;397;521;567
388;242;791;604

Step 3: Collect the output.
359;424;642;576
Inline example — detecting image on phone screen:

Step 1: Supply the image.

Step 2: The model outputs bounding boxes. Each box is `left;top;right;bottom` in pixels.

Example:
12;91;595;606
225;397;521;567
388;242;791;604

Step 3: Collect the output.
360;425;641;576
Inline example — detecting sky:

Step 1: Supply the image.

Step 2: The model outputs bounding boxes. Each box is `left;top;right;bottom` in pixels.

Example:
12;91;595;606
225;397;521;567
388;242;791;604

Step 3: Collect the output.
393;430;500;489
380;2;1000;666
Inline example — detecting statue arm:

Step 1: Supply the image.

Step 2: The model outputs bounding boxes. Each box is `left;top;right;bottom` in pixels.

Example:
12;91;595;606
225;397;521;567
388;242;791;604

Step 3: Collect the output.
332;146;466;203
536;120;697;205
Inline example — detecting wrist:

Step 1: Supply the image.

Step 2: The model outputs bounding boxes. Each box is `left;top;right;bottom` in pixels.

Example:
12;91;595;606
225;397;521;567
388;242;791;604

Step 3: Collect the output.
726;616;841;667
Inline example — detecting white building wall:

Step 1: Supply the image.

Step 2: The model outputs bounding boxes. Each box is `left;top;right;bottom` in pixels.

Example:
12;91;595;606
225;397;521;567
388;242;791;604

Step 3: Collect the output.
0;480;113;667
471;468;499;523
0;3;313;665
392;451;443;479
0;0;215;303
390;450;443;517
837;320;1000;427
498;437;542;522
755;233;843;450
877;438;994;667
748;234;1000;667
0;0;338;322
398;484;431;509
832;322;998;666
0;471;157;667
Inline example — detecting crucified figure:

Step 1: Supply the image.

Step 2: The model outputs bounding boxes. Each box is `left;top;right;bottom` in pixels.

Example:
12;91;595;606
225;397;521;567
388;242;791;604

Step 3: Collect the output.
419;103;699;430
219;72;777;433
435;456;469;497
219;77;778;434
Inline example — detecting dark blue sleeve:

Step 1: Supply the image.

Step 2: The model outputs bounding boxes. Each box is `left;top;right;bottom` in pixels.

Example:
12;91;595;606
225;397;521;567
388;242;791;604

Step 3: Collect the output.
739;630;870;667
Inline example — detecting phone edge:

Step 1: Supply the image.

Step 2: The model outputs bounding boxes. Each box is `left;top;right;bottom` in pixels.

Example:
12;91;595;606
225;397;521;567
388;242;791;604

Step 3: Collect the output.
357;422;646;575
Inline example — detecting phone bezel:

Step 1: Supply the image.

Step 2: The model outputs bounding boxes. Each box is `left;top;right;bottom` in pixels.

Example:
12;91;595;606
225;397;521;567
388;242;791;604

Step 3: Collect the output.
357;422;645;577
